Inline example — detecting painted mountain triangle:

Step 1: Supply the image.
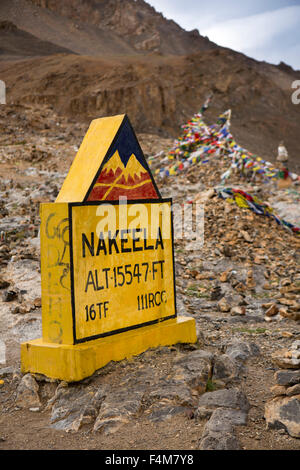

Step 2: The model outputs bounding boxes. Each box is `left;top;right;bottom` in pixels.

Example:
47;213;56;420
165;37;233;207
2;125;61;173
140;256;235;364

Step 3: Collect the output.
86;115;160;202
56;114;161;204
88;150;159;201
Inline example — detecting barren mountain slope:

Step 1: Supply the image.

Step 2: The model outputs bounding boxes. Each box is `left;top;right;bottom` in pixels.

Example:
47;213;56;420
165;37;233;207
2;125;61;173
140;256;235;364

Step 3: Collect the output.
0;0;216;56
0;1;300;454
1;48;299;171
28;0;216;54
0;20;73;59
0;0;137;56
0;0;299;171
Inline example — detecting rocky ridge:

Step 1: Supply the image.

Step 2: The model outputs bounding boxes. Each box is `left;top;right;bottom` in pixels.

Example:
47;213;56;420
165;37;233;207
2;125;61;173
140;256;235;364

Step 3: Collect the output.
27;0;216;55
0;0;215;56
0;1;299;172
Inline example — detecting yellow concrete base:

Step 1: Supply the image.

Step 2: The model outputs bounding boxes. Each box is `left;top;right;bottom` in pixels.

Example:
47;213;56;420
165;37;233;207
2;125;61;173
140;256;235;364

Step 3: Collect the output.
21;316;197;382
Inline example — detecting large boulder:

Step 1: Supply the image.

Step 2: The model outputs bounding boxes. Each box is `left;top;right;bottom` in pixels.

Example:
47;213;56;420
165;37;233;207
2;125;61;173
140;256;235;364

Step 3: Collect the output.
15;374;41;409
265;395;300;438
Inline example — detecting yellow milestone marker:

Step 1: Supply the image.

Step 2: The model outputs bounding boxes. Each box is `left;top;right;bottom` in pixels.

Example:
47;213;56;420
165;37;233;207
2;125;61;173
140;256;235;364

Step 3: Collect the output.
21;114;197;382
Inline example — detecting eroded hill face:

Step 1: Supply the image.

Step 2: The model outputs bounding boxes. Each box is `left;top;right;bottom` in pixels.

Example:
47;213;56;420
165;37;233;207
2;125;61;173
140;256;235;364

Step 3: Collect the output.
0;0;140;56
1;50;299;172
28;0;215;54
0;0;299;171
0;20;73;58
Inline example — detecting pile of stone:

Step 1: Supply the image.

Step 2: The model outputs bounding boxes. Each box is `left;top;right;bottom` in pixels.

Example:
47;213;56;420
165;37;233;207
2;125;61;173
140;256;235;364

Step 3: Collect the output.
265;340;300;438
262;281;300;323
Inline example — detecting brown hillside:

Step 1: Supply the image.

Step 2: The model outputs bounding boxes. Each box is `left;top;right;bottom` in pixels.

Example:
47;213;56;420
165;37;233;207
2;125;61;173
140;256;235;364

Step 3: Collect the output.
27;0;216;54
0;20;73;59
0;0;137;56
0;0;215;56
1;49;299;172
0;0;299;171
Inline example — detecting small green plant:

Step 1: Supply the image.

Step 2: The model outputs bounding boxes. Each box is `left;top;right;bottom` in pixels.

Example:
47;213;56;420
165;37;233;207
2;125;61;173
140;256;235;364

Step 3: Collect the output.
232;327;267;335
252;292;273;299
206;379;218;392
185;287;210;299
196;293;211;299
14;230;27;240
186;284;198;293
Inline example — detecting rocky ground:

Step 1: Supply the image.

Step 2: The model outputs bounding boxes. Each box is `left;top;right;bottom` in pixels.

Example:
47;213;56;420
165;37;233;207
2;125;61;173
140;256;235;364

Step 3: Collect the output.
0;103;300;451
